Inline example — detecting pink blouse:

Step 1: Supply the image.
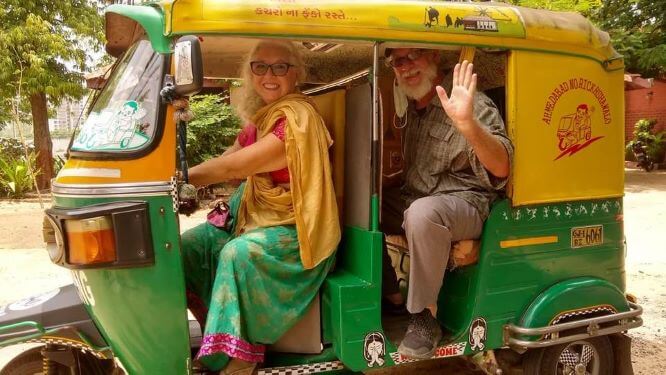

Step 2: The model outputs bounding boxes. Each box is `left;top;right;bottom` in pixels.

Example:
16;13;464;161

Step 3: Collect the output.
238;117;290;183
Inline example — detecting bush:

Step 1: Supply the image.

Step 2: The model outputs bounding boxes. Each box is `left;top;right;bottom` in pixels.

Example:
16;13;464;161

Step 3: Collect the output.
626;119;666;163
54;155;66;175
0;152;39;198
0;138;39;198
185;94;241;167
0;138;34;161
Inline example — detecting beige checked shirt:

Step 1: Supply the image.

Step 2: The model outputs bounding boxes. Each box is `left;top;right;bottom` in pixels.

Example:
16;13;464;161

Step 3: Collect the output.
401;89;513;220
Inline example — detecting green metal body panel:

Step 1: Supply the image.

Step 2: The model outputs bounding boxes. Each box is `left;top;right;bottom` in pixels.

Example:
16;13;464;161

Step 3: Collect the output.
322;225;386;372
53;195;190;375
519;277;630;329
106;4;171;54
440;197;625;353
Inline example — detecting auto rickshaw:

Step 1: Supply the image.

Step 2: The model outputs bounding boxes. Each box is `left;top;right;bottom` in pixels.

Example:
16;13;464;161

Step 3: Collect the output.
0;1;642;374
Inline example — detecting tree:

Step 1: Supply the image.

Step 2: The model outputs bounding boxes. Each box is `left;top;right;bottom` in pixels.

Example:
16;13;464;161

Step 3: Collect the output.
508;0;600;13
591;0;666;78
0;2;104;188
510;0;666;78
186;94;241;167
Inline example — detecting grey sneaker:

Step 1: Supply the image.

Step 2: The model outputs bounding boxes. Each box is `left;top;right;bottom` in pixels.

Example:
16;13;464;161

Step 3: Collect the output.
398;310;443;359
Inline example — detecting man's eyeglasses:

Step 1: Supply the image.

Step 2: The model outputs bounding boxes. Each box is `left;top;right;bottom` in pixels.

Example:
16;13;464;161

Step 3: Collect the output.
385;49;426;68
250;61;294;76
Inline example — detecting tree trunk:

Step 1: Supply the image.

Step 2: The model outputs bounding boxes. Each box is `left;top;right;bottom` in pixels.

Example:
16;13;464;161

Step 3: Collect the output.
30;92;54;190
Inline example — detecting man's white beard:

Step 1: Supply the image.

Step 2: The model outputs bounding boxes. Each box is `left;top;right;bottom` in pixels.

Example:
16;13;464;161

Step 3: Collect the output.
398;63;438;101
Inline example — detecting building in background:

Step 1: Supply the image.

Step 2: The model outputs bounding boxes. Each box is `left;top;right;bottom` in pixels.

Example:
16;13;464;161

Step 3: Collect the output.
625;74;666;163
49;99;85;134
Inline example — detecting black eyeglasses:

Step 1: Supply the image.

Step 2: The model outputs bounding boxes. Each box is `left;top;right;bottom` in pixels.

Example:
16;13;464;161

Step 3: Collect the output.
385;49;426;68
250;61;294;76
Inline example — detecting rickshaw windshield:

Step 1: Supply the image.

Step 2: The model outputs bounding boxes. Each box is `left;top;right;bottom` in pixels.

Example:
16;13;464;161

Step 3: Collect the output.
71;40;165;155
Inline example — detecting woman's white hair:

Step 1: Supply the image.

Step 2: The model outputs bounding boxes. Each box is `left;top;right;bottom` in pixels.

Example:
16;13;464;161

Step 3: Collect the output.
236;39;307;123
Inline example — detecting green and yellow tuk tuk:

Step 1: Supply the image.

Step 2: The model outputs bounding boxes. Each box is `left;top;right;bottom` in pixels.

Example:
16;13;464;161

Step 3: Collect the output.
0;1;641;374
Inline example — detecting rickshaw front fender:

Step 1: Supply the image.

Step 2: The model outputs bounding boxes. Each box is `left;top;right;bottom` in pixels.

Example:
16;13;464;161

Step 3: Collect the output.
518;277;630;330
0;284;109;355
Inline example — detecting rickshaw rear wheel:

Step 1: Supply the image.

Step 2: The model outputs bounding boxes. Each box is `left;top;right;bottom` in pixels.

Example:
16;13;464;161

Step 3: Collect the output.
522;336;613;375
0;345;111;375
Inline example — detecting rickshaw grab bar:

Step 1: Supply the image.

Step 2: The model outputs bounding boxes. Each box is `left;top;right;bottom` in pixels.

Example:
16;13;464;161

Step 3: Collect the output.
503;302;642;350
0;321;46;347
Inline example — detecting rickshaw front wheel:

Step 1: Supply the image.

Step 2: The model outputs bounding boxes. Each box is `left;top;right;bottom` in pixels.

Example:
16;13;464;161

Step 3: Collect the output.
522;336;613;375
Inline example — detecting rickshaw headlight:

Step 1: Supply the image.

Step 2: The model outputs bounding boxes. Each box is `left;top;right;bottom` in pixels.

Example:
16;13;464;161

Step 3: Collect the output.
64;216;117;265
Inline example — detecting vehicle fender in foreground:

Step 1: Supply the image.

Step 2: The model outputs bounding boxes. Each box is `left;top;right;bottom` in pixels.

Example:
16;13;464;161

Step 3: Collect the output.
0;284;110;358
518;277;630;330
504;277;642;352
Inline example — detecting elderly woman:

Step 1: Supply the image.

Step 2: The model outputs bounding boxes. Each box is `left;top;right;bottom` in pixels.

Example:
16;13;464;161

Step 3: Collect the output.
182;40;340;375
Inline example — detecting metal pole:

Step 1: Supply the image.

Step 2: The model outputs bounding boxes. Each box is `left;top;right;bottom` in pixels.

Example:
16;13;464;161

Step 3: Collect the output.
371;42;380;231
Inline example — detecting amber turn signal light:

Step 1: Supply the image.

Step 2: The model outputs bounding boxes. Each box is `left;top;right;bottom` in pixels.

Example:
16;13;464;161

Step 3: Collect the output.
64;216;117;265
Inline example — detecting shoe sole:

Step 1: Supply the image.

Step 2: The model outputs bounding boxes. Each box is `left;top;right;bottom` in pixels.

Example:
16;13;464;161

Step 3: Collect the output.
397;329;443;360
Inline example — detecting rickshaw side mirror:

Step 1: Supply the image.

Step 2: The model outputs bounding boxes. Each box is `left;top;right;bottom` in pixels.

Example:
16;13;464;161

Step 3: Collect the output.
173;35;203;97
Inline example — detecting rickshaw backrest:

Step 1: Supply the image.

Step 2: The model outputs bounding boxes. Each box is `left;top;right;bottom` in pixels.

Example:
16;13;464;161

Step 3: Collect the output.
310;89;346;218
270;84;374;354
309;83;374;230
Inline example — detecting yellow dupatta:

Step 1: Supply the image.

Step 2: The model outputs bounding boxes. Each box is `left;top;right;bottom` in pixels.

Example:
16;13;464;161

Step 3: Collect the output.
235;93;340;269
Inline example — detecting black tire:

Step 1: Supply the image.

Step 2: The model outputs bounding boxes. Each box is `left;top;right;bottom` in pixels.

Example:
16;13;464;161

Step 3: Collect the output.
523;336;614;375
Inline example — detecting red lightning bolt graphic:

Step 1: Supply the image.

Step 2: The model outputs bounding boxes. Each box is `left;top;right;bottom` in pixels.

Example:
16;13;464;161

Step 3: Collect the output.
554;136;604;161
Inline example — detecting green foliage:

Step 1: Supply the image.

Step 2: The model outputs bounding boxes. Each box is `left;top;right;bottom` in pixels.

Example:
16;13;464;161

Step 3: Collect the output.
592;0;666;77
53;155;67;176
509;0;600;13
0;1;105;186
626;119;666;163
185;94;242;166
0;138;34;161
510;0;666;77
0;137;40;197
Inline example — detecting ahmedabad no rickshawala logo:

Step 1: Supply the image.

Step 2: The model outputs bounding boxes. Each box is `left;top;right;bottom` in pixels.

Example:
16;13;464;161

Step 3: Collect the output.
542;77;612;161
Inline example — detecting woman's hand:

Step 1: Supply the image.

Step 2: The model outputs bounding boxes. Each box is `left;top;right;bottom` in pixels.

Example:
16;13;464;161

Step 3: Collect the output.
435;60;477;135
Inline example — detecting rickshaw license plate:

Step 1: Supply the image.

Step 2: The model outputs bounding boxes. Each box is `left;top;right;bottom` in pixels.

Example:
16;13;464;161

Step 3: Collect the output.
571;225;603;248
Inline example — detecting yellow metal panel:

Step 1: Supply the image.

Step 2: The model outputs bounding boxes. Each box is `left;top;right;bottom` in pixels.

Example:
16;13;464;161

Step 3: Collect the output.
56;105;176;185
500;236;558;249
507;51;624;206
161;1;618;63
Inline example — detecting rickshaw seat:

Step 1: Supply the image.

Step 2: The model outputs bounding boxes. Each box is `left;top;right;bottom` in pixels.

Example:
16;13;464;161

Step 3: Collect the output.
386;234;480;269
269;89;347;354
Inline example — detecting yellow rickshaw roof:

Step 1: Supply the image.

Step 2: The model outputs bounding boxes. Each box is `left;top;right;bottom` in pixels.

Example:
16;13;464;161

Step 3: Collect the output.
156;0;618;63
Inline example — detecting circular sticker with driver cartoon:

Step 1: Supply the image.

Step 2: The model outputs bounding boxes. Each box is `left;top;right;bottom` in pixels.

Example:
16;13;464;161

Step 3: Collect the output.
7;288;60;311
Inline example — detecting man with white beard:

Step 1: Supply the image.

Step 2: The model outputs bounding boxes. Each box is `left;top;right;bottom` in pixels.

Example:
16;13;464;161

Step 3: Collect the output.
380;48;513;359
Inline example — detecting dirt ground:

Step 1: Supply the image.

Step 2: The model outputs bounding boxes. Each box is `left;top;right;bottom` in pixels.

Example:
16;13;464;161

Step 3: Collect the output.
0;168;664;374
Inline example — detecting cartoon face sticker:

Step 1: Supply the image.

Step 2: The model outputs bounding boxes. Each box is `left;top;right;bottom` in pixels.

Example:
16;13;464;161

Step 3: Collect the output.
363;332;386;367
468;317;487;352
